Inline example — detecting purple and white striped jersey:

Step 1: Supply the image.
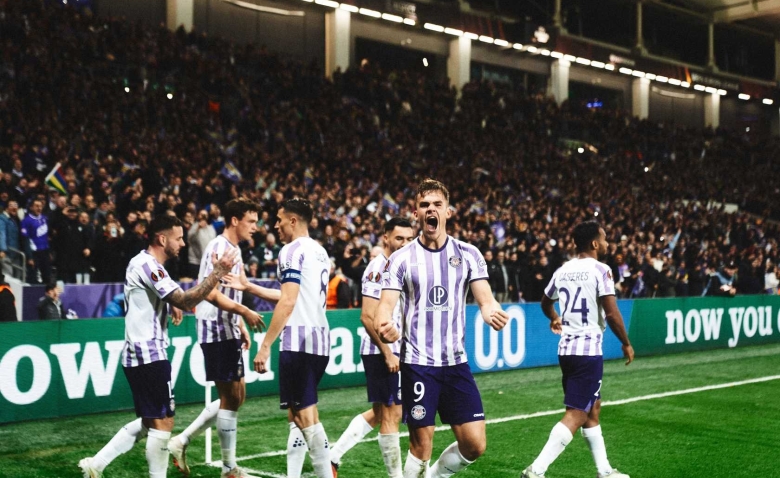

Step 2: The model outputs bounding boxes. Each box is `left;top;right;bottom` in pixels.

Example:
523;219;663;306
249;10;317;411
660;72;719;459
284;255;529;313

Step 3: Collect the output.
359;253;401;356
195;235;243;344
544;257;616;357
384;237;488;367
122;250;181;367
277;237;331;356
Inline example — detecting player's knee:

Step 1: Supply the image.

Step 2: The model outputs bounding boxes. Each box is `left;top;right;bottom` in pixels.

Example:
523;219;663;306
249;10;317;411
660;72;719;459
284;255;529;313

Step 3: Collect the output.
461;440;486;461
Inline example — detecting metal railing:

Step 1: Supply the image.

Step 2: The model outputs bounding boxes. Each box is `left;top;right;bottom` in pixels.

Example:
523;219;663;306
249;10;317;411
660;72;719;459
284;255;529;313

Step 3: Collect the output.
1;247;26;283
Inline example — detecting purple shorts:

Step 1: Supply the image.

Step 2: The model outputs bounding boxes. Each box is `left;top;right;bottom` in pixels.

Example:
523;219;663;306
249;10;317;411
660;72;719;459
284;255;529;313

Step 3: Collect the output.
201;339;245;382
279;351;329;410
362;354;402;406
123;360;175;419
559;355;604;412
401;362;484;428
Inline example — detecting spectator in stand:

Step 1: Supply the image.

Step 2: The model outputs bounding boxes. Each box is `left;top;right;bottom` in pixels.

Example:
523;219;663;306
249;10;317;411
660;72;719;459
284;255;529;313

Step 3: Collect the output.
0;201;20;277
20;199;52;285
326;259;351;309
92;219;126;283
0;272;17;322
38;283;67;320
255;232;281;279
703;261;739;297
186;210;216;279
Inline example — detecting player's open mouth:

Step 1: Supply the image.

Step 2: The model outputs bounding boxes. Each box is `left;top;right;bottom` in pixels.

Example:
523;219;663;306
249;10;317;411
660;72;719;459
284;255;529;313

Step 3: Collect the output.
425;216;438;232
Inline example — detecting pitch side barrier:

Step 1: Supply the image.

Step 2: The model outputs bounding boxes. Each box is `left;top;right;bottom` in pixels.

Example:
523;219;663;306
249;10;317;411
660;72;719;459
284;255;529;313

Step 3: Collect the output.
1;296;779;423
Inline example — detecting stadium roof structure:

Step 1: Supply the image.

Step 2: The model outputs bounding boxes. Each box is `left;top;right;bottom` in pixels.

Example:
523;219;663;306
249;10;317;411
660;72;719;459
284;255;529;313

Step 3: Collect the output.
659;0;780;35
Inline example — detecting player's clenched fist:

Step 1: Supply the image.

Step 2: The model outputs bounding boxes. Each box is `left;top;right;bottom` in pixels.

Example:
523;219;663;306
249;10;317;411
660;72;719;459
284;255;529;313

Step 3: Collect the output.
378;320;400;343
484;307;509;331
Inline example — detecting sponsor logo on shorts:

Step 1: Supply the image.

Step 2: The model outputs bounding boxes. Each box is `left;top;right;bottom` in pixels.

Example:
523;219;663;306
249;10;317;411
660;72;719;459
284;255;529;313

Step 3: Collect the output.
170;398;176;412
397;389;402;401
411;405;426;420
473;413;484;418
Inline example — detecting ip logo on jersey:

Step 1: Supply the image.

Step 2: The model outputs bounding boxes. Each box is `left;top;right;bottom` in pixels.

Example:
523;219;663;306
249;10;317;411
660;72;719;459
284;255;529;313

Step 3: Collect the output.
428;286;448;306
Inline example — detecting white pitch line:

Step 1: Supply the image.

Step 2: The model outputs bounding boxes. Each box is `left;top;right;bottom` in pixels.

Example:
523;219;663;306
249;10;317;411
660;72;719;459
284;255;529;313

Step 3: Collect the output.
233;374;780;465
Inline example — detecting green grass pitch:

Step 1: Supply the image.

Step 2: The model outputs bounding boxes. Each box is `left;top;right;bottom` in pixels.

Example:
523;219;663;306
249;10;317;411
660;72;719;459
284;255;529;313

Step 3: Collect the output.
2;343;779;478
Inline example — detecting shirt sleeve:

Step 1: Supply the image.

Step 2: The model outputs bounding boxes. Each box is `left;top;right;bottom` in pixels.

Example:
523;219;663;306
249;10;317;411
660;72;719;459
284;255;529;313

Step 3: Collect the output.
465;246;489;282
141;260;180;299
278;244;304;284
544;271;559;300
361;262;383;299
597;264;616;297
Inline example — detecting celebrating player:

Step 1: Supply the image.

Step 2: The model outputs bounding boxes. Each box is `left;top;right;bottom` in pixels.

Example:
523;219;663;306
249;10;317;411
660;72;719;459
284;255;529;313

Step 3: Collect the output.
329;217;415;478
168;198;272;478
376;179;509;478
521;220;634;478
79;215;237;478
253;198;335;478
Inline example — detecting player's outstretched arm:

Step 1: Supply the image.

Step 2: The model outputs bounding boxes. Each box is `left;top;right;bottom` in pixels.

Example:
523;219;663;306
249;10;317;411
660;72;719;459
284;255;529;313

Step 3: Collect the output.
601;295;634;365
166;249;238;310
205;288;266;331
254;281;300;373
541;295;562;334
222;269;282;303
471;279;509;331
375;289;401;343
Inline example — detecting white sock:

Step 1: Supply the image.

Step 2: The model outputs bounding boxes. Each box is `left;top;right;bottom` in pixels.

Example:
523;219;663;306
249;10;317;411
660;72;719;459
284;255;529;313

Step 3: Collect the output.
378;432;403;478
429;442;474;477
93;418;148;471
331;414;374;465
218;409;238;472
146;428;171;478
582;425;613;476
531;422;573;475
301;423;333;478
178;399;220;446
403;450;430;478
287;422;309;478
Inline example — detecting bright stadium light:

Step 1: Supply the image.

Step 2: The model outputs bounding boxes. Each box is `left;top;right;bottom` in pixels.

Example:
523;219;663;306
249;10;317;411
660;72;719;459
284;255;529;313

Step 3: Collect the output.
167;93;173;99
381;13;403;22
314;0;338;7
494;39;510;47
619;67;633;75
763;98;774;105
693;84;706;91
717;90;726;96
444;28;463;36
550;51;563;58
526;46;538;53
479;36;494;44
604;64;615;70
738;93;750;100
339;4;358;12
591;61;605;68
422;58;429;67
645;73;657;80
704;86;717;94
577;147;585;153
403;18;415;25
564;54;576;62
632;70;645;77
540;49;551;56
424;23;444;32
465;32;479;40
668;78;681;85
513;43;524;50
576;57;591;65
124;87;130;93
681;82;690;88
359;8;380;17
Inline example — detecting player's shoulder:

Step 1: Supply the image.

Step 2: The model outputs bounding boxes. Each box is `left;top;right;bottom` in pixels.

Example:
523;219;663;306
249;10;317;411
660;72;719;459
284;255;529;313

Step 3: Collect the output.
128;250;154;269
451;236;481;255
366;253;389;272
388;240;415;263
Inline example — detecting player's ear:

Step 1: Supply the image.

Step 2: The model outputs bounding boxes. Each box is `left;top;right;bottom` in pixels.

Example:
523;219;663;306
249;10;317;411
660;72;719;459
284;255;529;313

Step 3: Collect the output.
445;206;452;219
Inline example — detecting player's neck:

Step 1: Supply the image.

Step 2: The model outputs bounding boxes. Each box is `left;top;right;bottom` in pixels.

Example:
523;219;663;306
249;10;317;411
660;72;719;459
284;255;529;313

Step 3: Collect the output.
146;245;168;265
290;227;309;242
382;246;392;259
222;229;239;246
577;251;598;260
419;233;447;251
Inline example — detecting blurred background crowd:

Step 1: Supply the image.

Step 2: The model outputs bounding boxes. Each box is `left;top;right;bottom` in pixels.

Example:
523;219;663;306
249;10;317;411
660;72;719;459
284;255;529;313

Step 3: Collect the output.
1;0;779;311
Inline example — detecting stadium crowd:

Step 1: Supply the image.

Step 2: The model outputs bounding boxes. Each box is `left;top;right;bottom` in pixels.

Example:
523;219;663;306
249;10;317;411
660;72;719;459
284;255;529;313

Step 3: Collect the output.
1;0;779;306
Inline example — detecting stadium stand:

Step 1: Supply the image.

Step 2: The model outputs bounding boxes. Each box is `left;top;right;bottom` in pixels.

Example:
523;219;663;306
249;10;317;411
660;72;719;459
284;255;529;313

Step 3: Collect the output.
0;0;778;302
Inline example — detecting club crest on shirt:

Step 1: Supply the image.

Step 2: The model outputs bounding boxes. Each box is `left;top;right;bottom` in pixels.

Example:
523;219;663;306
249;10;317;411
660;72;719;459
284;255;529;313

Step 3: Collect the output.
448;256;462;268
411;405;426;420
